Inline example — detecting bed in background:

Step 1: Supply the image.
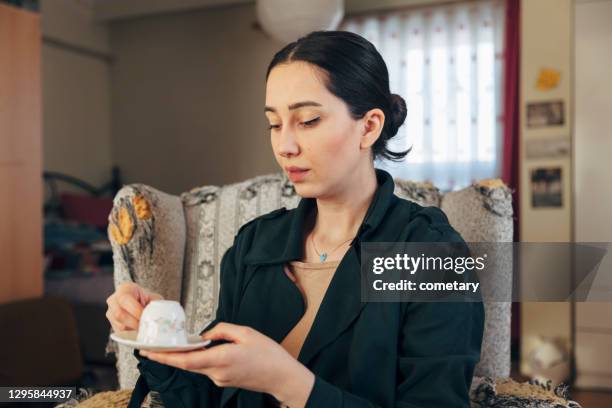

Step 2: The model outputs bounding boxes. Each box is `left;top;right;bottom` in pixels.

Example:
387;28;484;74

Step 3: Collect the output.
43;166;122;390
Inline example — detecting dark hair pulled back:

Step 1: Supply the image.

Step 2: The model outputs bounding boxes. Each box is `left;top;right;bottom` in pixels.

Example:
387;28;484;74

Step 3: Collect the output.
266;30;410;162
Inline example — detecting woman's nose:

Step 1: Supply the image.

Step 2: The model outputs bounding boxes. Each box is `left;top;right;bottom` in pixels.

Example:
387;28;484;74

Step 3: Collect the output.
277;127;300;157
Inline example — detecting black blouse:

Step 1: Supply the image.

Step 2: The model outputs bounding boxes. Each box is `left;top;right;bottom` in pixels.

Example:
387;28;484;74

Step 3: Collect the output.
128;168;484;408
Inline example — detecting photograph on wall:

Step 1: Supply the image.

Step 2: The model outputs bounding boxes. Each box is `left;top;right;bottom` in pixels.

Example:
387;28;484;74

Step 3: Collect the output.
525;137;570;159
530;167;563;208
527;100;565;128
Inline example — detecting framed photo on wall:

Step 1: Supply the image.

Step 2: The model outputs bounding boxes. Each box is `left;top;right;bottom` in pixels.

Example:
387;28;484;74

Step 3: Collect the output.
527;100;565;128
530;167;562;208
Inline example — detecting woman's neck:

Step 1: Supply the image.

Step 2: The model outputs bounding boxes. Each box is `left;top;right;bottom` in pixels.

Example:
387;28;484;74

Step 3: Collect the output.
310;167;378;248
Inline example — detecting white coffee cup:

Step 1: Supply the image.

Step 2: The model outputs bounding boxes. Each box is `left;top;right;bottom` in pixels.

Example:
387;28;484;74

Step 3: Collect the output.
137;300;188;346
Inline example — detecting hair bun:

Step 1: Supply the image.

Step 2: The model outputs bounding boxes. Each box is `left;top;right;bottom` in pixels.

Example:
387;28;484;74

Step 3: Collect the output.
389;93;407;133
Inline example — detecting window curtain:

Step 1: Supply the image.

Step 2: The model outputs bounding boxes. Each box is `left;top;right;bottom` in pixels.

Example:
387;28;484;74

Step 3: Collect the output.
499;0;520;355
340;0;506;191
501;0;520;242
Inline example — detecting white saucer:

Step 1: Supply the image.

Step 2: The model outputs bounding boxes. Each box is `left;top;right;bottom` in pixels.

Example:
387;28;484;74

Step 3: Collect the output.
111;330;211;352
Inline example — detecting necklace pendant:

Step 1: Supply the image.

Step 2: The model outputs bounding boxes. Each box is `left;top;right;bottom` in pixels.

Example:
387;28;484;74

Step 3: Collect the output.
319;253;328;262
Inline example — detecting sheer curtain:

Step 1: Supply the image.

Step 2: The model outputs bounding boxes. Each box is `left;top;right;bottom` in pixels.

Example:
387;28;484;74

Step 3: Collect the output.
340;0;506;191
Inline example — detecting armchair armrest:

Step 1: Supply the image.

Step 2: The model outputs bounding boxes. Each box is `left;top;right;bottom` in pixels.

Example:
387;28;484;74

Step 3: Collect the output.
470;376;583;408
106;184;187;390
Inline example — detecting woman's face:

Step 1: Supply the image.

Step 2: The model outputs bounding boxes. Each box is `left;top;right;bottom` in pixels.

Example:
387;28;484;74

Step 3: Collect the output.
265;61;377;198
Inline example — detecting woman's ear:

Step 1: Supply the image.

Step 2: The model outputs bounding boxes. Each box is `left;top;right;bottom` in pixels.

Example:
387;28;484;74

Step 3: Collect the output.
360;108;385;150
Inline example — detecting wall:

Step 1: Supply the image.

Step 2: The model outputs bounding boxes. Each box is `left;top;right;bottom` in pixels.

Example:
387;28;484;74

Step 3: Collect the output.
109;4;282;194
574;0;612;243
574;0;612;389
40;0;114;187
92;0;463;21
519;0;573;377
107;0;467;195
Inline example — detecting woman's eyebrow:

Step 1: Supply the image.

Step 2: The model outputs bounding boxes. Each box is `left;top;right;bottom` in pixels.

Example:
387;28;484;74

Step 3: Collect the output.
264;101;322;113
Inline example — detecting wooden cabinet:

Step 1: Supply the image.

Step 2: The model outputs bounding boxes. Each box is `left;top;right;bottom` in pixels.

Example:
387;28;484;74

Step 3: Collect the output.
0;4;43;304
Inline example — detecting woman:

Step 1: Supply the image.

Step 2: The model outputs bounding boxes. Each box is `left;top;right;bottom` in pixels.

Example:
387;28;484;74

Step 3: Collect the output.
106;30;484;408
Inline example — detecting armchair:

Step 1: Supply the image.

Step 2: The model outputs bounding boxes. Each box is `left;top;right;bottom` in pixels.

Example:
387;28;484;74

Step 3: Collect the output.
104;171;515;405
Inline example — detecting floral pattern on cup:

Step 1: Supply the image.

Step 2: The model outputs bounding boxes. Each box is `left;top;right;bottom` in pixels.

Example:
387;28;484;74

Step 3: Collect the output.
137;300;188;346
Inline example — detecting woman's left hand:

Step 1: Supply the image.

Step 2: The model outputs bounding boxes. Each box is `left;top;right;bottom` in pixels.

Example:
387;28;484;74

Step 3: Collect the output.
139;322;315;406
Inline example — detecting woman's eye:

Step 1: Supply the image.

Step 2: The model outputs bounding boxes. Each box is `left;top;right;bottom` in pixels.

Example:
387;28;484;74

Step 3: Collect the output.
268;117;319;130
301;117;320;128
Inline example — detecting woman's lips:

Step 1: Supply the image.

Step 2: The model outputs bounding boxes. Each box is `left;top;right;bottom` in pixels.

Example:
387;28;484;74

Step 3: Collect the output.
286;169;309;182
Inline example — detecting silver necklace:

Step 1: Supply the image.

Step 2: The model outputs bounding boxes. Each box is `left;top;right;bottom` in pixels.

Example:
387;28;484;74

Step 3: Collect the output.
311;233;354;262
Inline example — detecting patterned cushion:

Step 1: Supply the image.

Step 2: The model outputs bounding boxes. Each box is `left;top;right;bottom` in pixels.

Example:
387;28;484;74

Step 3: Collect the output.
179;173;301;335
107;172;513;390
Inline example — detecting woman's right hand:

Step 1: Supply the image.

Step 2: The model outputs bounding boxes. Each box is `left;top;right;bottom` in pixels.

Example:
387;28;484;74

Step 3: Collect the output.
106;282;164;332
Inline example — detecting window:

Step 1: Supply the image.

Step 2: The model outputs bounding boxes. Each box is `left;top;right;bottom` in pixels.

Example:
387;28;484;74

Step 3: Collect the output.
341;0;506;191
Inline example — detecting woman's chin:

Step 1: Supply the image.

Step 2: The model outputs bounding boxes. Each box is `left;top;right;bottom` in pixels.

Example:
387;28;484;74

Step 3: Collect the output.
292;183;316;198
